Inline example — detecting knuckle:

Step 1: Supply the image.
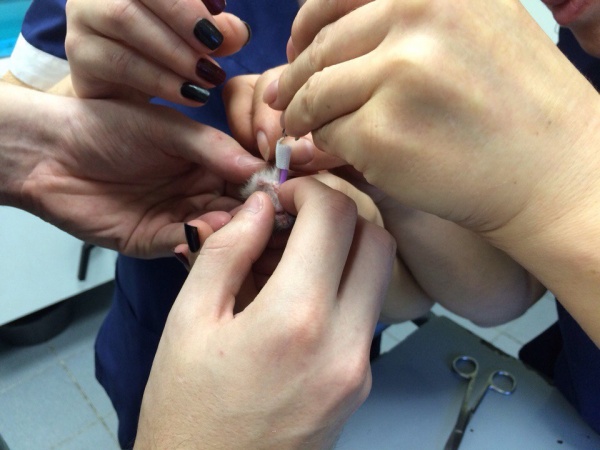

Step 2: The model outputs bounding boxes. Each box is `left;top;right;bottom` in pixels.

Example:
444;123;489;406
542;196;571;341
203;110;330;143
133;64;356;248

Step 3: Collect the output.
332;354;371;399
148;67;171;99
297;70;325;126
64;32;83;60
108;47;135;80
104;0;138;28
286;306;328;344
306;29;327;73
322;188;359;221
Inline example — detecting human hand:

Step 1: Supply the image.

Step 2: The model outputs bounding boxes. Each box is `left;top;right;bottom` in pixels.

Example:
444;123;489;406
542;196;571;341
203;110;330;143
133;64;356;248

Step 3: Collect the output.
6;83;266;258
65;0;251;103
267;0;600;241
223;68;344;172
136;178;395;449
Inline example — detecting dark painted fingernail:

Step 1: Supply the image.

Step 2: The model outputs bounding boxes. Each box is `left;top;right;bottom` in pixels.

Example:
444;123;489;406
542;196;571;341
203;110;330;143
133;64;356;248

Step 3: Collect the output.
242;21;252;47
196;58;226;85
203;0;226;15
181;82;210;104
193;19;223;50
184;223;202;252
173;251;190;270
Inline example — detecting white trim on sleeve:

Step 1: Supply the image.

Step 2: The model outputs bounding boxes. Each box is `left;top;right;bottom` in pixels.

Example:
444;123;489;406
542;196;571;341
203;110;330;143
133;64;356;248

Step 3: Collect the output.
9;34;70;90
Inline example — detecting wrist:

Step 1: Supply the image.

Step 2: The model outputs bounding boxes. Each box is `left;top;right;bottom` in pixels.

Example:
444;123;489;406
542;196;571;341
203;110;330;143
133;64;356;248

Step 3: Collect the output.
0;82;62;212
485;109;600;345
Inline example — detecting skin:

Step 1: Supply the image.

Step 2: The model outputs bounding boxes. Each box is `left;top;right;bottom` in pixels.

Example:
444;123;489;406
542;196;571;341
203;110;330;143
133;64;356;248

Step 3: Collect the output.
2;1;398;448
0;80;266;257
63;0;250;102
268;0;600;345
226;71;544;326
136;179;396;449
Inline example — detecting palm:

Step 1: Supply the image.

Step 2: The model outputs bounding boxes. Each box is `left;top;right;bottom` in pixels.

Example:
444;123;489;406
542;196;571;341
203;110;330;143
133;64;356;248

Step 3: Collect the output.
28;98;261;257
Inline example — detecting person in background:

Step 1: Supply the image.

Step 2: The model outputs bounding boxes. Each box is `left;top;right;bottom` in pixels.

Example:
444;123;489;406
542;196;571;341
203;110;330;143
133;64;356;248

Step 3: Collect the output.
268;0;600;433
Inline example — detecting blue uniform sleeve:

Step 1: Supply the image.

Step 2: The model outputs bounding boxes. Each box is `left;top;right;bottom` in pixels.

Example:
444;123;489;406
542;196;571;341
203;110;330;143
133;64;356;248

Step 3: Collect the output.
9;0;69;89
21;0;67;59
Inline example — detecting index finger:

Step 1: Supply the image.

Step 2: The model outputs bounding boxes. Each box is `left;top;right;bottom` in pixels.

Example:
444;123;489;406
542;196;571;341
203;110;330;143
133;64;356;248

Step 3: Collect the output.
269;177;359;304
141;0;250;55
289;0;374;58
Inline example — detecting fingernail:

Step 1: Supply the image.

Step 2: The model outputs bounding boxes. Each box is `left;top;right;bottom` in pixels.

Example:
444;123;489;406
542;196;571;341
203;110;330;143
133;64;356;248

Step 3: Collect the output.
173;251;190;270
286;37;297;62
244;193;263;214
184;223;202;252
237;154;265;168
203;0;226;15
263;79;278;105
242;21;252;47
196;58;226;85
181;82;210;104
193;19;224;50
256;131;270;161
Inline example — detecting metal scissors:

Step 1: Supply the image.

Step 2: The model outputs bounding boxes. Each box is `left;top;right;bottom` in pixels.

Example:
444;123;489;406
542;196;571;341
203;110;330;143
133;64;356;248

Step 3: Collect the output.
444;355;517;450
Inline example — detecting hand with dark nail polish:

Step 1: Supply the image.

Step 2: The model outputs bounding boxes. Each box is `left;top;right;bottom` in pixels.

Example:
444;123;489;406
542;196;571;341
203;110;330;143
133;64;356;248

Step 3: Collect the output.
196;59;226;85
203;0;226;15
184;223;202;252
194;19;224;50
181;82;210;104
173;251;190;270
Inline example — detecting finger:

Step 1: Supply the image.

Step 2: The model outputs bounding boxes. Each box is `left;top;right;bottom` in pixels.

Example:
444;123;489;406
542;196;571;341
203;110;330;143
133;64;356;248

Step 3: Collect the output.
266;177;359;304
271;0;383;111
69;0;229;82
223;75;260;151
140;0;249;55
68;34;213;105
170;118;268;183
177;192;275;321
290;0;375;57
252;66;287;160
282;53;378;140
311;172;382;225
150;210;232;258
201;0;226;16
336;217;395;339
288;137;347;173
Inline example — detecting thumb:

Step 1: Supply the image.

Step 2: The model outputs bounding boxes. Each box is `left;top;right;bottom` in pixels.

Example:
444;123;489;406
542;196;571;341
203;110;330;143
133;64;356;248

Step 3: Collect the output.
173;192;275;322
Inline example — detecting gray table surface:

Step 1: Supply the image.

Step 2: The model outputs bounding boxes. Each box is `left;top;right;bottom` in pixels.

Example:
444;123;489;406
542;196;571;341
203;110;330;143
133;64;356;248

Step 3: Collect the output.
335;316;600;449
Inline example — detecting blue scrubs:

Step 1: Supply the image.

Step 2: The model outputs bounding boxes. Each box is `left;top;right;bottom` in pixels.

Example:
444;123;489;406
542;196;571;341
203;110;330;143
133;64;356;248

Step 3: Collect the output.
18;2;298;447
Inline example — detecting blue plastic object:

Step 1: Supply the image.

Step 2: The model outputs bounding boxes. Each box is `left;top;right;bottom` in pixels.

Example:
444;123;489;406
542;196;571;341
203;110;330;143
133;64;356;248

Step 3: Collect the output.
0;0;32;57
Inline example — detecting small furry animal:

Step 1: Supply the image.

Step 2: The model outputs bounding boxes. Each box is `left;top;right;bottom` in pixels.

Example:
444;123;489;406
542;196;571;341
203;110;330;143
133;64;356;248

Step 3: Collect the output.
240;167;295;230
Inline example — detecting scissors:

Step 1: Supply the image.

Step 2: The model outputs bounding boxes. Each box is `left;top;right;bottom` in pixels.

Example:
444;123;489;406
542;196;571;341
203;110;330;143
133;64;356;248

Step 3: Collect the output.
444;355;517;450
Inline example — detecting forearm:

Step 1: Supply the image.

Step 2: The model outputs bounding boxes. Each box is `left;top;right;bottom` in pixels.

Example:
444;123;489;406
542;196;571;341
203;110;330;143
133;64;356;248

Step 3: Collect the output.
379;257;434;324
0;81;59;210
487;116;600;345
383;206;545;327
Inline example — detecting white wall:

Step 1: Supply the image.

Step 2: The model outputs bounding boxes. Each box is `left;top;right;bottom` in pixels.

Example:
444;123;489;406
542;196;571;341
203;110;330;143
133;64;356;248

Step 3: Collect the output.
521;0;559;42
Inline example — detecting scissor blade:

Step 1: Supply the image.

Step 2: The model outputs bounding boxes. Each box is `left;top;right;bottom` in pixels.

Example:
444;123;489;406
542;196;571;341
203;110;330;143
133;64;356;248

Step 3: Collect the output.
444;406;472;450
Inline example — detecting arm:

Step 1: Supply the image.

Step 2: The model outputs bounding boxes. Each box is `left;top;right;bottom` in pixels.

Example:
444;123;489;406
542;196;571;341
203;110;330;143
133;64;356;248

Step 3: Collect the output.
0;80;266;257
136;178;396;449
379;202;545;326
270;0;600;344
225;70;543;327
